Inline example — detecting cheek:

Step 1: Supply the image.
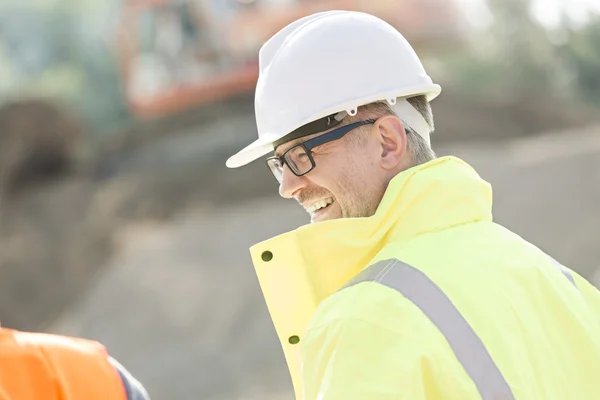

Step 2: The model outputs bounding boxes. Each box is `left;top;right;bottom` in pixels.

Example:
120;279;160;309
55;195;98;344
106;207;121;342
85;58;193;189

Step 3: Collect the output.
309;152;376;202
333;162;370;200
338;158;382;208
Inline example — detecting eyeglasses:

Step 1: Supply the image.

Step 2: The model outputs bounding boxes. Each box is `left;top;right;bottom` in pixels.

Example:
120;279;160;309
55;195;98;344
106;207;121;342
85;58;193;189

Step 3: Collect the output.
266;119;376;183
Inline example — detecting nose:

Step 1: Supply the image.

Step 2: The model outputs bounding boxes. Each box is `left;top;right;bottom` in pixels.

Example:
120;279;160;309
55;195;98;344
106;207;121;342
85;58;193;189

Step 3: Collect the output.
279;165;308;198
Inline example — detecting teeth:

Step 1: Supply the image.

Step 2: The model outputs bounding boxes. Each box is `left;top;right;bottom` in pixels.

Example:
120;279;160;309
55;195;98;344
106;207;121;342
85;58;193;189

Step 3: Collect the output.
306;199;333;214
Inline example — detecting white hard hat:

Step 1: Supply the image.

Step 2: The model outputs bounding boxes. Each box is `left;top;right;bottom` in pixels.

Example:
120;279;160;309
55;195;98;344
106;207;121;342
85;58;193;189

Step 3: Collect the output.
226;10;441;168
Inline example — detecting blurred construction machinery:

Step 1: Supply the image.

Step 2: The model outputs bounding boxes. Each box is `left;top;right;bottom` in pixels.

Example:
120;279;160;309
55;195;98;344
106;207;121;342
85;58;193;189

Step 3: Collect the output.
116;0;465;118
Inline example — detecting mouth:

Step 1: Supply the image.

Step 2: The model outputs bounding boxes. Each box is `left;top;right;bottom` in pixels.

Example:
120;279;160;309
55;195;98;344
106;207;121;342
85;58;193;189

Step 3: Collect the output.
305;198;335;222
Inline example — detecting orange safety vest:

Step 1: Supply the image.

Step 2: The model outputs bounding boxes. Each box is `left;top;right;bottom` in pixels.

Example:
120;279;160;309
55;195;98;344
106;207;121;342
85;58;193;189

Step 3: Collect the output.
0;328;127;400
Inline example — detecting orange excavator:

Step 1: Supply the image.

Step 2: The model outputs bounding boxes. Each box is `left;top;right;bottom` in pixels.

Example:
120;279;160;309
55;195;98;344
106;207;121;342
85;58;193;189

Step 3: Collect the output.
116;0;464;119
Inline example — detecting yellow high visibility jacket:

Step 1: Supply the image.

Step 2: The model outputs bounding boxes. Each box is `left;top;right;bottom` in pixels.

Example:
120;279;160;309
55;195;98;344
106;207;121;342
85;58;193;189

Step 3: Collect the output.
249;156;600;400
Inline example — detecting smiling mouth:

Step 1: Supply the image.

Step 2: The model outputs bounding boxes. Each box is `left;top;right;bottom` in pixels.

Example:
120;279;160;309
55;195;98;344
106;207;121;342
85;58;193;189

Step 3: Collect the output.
305;198;334;215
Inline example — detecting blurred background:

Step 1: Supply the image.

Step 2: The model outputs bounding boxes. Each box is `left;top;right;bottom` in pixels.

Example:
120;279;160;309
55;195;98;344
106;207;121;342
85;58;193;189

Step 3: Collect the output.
0;0;599;398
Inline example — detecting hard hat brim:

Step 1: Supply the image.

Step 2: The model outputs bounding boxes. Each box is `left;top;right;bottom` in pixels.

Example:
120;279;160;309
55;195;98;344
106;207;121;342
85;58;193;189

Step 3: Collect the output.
225;134;275;168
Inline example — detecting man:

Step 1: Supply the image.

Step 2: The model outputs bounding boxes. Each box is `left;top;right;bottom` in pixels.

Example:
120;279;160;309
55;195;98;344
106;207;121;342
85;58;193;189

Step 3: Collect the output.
0;326;150;399
226;10;600;400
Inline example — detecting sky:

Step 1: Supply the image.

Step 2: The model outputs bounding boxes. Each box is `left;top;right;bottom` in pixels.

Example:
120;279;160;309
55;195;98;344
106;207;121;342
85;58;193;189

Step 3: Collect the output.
456;0;600;29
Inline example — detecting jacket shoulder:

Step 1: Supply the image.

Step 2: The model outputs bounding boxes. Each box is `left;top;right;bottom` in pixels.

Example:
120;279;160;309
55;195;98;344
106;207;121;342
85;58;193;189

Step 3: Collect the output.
0;329;142;399
309;274;426;336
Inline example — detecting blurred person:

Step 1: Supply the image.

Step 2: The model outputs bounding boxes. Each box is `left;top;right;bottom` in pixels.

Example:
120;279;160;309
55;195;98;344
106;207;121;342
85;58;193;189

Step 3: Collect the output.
0;326;150;399
0;98;150;399
226;10;600;400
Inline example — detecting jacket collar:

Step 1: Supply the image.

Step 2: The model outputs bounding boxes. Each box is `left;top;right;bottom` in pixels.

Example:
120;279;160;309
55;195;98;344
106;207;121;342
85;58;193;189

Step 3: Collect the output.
251;156;493;304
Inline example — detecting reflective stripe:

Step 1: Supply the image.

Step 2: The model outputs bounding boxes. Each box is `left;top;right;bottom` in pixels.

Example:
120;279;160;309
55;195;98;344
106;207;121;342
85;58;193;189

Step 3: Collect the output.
342;259;515;400
109;357;151;400
551;258;579;291
558;263;577;288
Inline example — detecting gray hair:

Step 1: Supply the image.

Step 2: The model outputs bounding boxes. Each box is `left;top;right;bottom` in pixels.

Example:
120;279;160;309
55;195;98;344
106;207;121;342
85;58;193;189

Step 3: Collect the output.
346;95;436;166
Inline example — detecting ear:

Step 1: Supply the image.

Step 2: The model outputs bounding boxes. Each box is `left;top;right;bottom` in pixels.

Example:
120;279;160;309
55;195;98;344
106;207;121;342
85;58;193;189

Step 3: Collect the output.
375;116;407;170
